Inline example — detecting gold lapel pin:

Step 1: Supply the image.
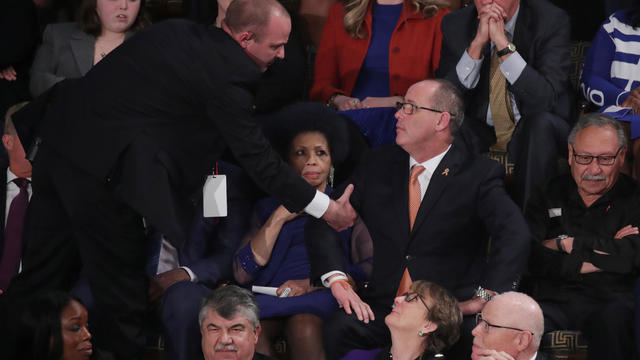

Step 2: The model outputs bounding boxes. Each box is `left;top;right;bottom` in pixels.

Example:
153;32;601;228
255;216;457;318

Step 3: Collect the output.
442;168;450;176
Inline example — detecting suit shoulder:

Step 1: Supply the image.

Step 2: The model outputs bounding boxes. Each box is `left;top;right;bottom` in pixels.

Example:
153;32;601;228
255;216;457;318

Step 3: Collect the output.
442;4;475;28
43;22;80;38
525;0;568;21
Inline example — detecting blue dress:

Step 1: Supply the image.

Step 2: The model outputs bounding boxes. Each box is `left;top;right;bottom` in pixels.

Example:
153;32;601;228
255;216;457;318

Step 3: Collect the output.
342;2;403;147
235;188;359;319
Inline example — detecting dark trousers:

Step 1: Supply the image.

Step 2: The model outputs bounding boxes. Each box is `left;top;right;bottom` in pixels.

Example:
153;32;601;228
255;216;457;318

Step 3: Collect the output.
540;294;635;360
161;281;212;360
462;111;570;210
3;145;149;360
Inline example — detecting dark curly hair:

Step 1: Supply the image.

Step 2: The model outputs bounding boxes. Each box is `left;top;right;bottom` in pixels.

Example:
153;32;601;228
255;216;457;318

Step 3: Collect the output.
260;102;350;166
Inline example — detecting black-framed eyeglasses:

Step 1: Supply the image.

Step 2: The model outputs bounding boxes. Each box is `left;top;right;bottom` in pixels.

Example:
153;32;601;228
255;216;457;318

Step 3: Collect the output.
475;313;534;336
396;102;445;116
571;145;623;166
402;292;431;311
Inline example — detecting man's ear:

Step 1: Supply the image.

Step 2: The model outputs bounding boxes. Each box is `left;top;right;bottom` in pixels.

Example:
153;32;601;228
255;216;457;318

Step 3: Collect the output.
435;112;451;132
2;134;13;152
235;31;254;49
567;143;573;166
515;330;532;351
253;324;262;344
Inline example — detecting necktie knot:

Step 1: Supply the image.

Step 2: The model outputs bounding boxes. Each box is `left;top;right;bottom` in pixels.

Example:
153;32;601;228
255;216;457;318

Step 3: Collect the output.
12;178;29;190
410;165;425;181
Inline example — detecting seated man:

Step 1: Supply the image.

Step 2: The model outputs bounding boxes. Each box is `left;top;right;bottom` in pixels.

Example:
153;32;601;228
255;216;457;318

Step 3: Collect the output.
526;113;639;359
436;0;573;209
472;292;552;360
306;79;531;359
199;285;276;360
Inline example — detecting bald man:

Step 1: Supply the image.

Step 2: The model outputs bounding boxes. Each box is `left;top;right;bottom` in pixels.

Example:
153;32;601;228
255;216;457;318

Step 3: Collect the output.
472;292;554;360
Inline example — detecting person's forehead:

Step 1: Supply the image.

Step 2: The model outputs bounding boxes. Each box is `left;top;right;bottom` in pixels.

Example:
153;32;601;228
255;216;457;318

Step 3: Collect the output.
205;310;251;327
573;125;620;152
405;82;434;104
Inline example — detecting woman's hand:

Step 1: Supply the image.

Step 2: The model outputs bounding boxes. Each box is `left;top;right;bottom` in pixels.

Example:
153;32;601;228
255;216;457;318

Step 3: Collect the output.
277;278;315;297
332;95;364;111
361;96;403;109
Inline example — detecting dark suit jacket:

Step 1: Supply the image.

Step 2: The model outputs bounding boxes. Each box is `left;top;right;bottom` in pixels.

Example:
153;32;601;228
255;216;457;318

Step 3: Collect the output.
436;0;572;132
16;20;316;247
307;136;531;306
29;22;135;97
0;158;7;260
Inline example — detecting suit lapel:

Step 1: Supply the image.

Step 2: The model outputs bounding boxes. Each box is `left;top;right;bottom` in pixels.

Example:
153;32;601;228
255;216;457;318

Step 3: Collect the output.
410;143;465;237
392;149;411;242
70;29;95;77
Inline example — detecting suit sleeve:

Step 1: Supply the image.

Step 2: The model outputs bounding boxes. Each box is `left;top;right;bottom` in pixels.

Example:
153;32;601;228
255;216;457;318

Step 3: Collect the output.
309;4;346;102
435;14;469;91
477;162;531;292
207;84;316;213
30;25;67;97
509;9;571;113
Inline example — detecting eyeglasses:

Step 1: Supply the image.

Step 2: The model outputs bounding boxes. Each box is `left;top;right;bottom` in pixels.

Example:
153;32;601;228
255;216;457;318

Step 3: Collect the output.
402;292;431;311
571;146;623;166
396;102;445;116
475;313;534;336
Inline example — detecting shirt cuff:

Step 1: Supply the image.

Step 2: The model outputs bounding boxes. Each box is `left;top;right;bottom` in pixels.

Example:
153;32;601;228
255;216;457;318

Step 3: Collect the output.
320;271;348;287
304;190;330;218
179;266;198;282
500;51;526;85
456;49;483;89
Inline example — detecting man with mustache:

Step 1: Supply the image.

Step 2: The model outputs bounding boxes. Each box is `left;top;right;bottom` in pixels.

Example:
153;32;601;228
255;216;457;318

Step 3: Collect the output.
525;113;639;359
199;285;275;360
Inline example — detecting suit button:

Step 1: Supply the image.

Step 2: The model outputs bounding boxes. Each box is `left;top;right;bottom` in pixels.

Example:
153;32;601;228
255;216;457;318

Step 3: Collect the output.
392;47;400;53
392;74;400;81
405;255;413;260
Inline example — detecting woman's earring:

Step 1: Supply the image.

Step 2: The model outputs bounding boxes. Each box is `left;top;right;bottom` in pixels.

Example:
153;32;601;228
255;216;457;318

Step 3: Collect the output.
329;166;335;188
418;330;425;337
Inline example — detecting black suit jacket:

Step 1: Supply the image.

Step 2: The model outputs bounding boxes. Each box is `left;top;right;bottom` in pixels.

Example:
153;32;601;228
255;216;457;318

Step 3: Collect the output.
436;0;572;132
0;157;7;260
15;20;315;246
307;137;531;306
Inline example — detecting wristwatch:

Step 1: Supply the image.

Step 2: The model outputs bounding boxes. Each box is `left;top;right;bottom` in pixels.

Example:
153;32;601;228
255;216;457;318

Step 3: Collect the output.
496;42;516;57
556;234;569;253
474;286;494;302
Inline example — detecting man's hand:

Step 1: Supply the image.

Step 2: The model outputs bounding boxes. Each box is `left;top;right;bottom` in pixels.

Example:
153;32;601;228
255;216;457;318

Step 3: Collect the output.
277;278;315;297
473;349;515;360
149;268;190;303
332;95;364;111
458;290;496;316
469;3;507;58
330;280;375;323
580;262;602;274
622;87;640;114
615;224;639;239
0;66;17;82
322;184;357;231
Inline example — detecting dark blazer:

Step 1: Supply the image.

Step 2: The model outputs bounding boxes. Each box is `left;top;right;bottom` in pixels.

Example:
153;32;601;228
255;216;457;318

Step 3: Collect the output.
436;0;572;126
16;20;316;247
29;22;135;97
307;136;531;305
0;157;7;260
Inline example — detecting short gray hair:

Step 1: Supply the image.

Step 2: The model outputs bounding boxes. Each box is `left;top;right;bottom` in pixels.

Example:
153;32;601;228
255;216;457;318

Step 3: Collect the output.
429;79;465;135
198;285;260;330
568;113;627;147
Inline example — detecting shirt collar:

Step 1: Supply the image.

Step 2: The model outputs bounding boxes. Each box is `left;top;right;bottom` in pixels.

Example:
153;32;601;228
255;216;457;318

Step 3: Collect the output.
409;144;452;174
6;168;31;185
504;5;520;39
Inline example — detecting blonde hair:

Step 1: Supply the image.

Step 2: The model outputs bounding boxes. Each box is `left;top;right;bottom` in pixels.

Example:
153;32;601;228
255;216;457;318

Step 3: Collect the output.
343;0;448;39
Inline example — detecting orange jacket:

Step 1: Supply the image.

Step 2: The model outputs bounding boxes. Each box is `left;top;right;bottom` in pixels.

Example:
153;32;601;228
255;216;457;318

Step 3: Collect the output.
310;0;448;102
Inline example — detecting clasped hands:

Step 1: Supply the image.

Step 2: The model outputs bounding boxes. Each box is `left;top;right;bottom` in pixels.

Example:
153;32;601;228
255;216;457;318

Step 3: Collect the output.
469;2;510;59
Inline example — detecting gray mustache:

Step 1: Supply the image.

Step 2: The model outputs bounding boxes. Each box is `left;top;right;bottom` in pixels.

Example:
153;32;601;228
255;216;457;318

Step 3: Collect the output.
582;174;606;181
215;345;238;352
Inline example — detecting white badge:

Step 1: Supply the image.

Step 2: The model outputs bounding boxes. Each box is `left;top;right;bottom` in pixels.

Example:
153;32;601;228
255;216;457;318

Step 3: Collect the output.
548;208;562;218
203;175;227;217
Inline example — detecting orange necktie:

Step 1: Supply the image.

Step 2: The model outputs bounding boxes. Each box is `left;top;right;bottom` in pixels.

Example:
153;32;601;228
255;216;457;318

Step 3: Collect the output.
396;165;425;296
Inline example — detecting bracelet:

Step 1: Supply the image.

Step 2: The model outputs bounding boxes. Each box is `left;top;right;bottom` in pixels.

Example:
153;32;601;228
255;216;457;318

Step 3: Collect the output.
327;93;341;108
331;279;352;290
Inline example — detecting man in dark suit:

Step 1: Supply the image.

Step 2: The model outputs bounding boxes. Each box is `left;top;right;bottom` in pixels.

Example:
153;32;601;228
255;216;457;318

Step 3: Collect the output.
1;0;356;359
0;103;32;293
472;292;554;360
436;0;572;209
306;79;531;359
